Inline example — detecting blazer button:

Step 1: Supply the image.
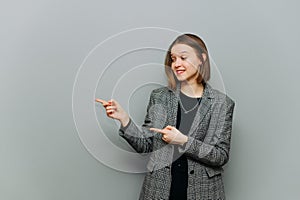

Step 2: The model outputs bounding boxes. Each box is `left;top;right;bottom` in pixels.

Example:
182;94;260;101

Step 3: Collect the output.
190;170;194;174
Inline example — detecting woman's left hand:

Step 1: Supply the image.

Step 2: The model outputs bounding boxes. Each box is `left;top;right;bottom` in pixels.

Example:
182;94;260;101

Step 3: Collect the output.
150;125;188;146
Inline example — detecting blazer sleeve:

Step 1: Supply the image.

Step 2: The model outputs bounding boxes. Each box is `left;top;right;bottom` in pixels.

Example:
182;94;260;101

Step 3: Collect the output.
118;90;157;153
178;96;235;167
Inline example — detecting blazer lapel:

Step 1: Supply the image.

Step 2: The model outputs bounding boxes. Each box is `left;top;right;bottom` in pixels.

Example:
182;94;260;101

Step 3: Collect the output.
153;83;214;166
167;83;215;136
166;83;180;127
187;83;215;137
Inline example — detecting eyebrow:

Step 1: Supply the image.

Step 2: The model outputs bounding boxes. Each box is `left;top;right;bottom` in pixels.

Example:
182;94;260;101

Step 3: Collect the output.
170;51;189;56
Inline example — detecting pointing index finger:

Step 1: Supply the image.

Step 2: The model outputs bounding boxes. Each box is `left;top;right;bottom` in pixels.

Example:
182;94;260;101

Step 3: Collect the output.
95;98;109;106
149;128;167;135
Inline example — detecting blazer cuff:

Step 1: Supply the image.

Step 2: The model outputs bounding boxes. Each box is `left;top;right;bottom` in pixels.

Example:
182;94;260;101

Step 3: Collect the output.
178;136;195;153
119;118;132;133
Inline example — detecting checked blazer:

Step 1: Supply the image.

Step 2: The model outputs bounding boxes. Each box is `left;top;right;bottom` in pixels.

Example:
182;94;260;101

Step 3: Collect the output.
119;83;235;200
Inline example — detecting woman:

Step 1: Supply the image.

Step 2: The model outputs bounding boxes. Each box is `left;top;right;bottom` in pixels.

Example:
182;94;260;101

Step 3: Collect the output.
96;34;235;200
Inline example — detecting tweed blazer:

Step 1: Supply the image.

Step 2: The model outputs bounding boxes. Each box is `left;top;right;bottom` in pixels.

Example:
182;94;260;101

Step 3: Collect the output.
119;83;235;200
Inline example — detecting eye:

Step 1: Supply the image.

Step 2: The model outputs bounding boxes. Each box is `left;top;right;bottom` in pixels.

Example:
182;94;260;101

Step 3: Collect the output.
181;56;187;60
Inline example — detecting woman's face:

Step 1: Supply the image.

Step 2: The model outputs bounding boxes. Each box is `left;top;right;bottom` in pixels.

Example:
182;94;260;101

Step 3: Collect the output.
170;43;202;84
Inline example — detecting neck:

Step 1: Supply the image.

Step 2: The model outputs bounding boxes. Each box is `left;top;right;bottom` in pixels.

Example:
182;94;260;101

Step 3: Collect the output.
180;81;204;98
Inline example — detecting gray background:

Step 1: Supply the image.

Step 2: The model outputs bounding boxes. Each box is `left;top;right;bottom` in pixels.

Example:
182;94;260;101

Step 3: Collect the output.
1;0;299;199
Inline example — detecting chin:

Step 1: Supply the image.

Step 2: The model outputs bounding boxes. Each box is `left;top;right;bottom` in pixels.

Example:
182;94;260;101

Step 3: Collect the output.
175;77;186;82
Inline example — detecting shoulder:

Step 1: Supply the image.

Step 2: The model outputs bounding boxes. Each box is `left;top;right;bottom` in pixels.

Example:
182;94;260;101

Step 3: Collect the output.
207;84;235;107
150;86;170;97
148;86;170;103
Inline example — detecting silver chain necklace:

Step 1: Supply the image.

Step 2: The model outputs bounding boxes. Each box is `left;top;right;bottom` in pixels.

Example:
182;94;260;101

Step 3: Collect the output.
178;95;201;114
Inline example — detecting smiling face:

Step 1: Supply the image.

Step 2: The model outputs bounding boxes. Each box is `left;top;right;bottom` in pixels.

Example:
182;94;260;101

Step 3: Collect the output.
170;43;202;84
164;34;211;90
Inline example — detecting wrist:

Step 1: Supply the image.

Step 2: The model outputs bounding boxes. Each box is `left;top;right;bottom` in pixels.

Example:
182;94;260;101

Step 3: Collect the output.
180;135;188;146
120;115;130;127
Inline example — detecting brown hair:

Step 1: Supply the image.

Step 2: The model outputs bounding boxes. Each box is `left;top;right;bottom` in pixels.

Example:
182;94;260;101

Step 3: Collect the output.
164;33;211;90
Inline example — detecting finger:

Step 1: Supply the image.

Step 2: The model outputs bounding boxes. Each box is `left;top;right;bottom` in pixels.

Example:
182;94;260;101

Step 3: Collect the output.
95;98;106;104
106;110;114;116
95;98;109;106
162;135;169;143
106;109;115;113
165;125;173;130
106;106;116;110
108;99;117;106
149;127;161;132
149;128;167;135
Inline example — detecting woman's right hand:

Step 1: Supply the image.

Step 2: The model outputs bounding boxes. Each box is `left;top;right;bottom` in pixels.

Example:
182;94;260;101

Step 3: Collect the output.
95;98;130;127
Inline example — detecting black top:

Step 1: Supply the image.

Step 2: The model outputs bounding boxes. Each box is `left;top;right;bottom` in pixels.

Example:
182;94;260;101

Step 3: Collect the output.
169;91;202;200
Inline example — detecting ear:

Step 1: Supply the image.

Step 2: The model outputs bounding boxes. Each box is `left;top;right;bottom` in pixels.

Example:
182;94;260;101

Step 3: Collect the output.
202;53;207;62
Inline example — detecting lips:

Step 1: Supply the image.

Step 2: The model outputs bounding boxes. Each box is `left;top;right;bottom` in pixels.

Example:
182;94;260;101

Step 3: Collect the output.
176;69;185;75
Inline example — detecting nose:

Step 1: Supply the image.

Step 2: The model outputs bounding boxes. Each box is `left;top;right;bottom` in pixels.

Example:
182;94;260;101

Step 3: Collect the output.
173;58;182;68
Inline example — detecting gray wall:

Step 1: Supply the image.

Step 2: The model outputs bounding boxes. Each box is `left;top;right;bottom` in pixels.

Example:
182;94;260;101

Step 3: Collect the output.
1;0;299;199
